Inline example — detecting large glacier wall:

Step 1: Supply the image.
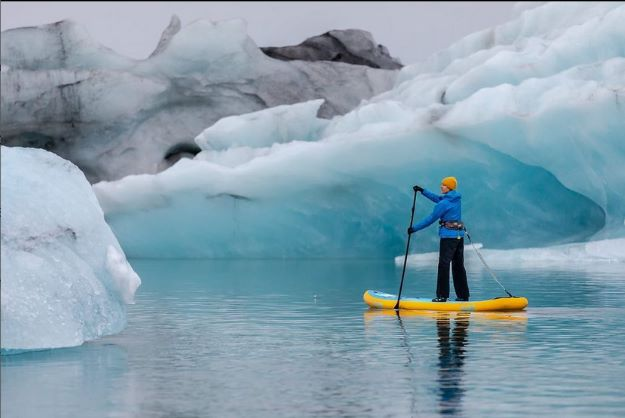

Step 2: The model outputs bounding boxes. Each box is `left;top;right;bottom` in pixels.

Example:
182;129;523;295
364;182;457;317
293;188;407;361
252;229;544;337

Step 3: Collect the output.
93;2;623;259
1;146;141;352
0;17;399;183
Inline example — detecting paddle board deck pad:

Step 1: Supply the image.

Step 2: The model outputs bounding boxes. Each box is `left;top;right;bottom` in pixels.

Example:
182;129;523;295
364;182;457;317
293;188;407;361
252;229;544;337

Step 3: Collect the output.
363;290;528;312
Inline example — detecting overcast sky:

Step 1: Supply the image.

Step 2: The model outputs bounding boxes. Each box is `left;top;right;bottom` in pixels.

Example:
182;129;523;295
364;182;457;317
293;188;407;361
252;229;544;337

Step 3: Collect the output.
1;1;523;65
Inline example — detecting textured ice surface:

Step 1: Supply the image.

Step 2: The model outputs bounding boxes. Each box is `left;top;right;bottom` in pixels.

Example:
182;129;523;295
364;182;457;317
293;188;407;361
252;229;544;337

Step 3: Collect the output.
261;29;403;69
0;18;398;182
93;2;624;259
192;99;329;168
195;99;328;152
1;146;141;352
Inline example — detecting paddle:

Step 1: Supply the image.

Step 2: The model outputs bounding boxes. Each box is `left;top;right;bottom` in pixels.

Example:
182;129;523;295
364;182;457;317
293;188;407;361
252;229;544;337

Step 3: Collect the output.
394;187;418;310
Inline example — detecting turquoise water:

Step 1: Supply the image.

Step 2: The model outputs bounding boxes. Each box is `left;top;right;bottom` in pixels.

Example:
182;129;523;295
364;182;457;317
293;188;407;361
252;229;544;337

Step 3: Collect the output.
2;259;625;417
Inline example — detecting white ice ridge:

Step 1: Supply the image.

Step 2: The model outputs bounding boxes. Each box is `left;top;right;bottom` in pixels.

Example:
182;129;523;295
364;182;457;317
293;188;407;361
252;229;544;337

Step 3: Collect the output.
193;99;329;167
93;2;625;259
1;146;141;353
395;238;625;269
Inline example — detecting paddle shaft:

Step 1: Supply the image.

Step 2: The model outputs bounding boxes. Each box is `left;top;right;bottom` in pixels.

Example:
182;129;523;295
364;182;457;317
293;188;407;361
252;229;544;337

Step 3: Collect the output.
394;189;418;309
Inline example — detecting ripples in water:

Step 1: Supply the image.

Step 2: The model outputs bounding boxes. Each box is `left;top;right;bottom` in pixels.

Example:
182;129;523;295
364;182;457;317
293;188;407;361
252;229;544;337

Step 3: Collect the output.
2;259;625;417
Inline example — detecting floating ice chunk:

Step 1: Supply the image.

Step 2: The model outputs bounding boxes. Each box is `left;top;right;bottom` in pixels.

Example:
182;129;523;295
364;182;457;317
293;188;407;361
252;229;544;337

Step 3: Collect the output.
398;239;625;269
395;244;481;266
1;146;141;352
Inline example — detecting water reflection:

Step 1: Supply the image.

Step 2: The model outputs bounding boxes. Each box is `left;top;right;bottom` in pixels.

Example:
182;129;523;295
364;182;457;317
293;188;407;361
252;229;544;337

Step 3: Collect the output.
394;311;419;416
1;342;131;418
365;309;528;417
435;312;469;416
394;310;469;417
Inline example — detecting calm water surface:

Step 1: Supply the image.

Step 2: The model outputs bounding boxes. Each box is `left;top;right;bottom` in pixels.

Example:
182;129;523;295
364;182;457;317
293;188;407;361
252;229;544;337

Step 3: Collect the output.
2;259;625;417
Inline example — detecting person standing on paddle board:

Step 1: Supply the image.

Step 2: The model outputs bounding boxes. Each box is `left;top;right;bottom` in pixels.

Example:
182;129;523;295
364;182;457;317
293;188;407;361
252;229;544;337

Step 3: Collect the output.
408;177;470;302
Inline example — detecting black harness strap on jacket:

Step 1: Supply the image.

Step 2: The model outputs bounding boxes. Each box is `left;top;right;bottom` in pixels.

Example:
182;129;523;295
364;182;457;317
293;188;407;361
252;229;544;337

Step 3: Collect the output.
439;220;465;230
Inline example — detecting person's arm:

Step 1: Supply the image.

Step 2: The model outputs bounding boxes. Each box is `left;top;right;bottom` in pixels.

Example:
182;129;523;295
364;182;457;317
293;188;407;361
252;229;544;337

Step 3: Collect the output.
421;188;442;203
410;201;448;233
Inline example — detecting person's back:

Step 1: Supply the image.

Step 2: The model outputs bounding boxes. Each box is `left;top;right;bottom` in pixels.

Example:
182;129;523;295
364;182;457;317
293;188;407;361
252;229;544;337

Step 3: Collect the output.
419;188;464;239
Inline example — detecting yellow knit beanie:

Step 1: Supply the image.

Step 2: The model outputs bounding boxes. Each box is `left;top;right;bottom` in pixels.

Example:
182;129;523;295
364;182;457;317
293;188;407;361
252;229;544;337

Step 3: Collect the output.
441;177;457;190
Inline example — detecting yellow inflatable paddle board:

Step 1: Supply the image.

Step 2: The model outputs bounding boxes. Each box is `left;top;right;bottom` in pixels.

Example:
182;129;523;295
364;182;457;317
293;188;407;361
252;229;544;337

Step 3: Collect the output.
363;289;528;312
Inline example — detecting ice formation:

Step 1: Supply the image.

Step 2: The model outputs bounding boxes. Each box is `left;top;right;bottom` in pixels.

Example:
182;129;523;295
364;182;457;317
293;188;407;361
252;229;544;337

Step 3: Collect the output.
261;29;403;69
1;146;141;352
92;2;624;259
195;99;328;152
0;18;399;183
396;238;625;269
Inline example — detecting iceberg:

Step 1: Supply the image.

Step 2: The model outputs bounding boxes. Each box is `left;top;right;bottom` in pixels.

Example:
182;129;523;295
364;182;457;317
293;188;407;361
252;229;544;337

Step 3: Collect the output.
1;146;141;353
0;18;399;183
93;2;624;259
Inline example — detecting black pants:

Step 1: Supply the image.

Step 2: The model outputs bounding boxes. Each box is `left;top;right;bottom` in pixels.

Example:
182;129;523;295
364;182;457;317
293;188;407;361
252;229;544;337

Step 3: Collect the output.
437;238;470;300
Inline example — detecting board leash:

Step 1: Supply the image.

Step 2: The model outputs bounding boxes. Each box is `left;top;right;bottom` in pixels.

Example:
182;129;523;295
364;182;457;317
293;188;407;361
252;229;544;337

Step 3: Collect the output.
464;228;514;298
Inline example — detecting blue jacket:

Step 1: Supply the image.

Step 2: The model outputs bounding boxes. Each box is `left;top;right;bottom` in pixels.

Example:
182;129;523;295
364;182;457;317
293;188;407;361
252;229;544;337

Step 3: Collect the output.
411;189;465;238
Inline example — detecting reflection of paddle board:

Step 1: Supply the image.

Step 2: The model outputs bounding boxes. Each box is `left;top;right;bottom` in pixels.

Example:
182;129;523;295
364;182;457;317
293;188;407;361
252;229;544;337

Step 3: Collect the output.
363;308;528;322
363;290;528;312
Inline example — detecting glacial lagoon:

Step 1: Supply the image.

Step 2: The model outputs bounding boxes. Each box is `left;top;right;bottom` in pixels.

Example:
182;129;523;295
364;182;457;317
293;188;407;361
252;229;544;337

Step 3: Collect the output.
3;259;624;417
